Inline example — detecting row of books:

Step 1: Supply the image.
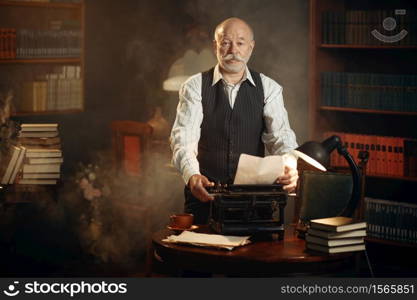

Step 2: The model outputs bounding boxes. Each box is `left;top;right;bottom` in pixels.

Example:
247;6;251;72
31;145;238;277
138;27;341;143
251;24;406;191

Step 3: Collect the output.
321;72;417;112
20;65;82;112
322;10;417;45
0;123;62;185
16;29;81;58
0;29;17;59
324;132;413;177
306;216;366;254
365;197;417;244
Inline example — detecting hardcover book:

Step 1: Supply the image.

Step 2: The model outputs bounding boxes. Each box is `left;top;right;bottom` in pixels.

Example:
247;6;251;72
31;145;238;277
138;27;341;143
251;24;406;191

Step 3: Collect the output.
27;157;63;164
1;146;22;185
20;137;60;145
19;131;59;138
306;242;365;254
9;146;26;184
25;149;62;158
21;123;58;132
310;216;366;232
22;173;60;179
306;234;364;247
307;228;366;239
22;163;60;174
17;179;57;185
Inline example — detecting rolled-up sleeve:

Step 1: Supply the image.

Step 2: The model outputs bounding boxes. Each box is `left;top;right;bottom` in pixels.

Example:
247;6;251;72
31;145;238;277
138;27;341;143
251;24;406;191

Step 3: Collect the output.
169;74;203;184
261;74;298;155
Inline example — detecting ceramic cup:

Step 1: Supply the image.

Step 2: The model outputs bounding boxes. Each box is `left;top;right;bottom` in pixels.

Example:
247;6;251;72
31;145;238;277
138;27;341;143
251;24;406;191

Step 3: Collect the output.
169;213;194;230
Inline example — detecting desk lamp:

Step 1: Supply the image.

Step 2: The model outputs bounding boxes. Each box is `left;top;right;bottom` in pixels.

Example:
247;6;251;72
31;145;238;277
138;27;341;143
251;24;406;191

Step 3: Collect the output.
295;135;361;217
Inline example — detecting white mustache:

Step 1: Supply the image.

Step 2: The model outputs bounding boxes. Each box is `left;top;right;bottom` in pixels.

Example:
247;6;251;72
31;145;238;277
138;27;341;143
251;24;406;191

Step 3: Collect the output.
222;54;245;62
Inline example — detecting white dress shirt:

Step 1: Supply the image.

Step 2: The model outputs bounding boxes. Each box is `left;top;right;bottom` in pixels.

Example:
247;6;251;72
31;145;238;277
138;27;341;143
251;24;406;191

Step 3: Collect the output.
170;64;298;184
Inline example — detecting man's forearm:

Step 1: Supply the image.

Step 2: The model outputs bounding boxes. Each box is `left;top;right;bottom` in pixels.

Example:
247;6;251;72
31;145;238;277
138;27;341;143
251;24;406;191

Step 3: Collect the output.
171;145;201;185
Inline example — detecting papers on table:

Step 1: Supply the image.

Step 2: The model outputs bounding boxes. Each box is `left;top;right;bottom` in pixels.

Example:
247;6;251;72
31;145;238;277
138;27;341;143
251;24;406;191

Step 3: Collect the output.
163;231;251;250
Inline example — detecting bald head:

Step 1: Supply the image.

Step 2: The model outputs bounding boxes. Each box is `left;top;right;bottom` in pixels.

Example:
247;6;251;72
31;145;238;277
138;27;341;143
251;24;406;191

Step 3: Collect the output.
212;17;255;76
214;17;254;42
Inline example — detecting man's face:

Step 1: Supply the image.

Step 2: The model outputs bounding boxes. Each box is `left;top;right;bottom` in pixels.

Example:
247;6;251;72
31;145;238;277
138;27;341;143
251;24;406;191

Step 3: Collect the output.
214;22;254;74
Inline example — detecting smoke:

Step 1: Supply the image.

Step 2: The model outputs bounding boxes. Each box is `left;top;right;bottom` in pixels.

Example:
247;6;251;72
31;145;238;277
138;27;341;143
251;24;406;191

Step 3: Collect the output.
55;148;184;268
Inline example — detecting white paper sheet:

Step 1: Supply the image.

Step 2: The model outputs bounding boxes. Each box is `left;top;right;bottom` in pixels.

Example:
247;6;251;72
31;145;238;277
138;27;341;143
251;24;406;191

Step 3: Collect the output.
233;154;285;184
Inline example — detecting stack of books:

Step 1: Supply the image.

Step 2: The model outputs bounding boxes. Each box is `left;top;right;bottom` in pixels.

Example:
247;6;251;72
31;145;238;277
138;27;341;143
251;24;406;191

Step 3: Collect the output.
16;123;63;185
306;216;367;254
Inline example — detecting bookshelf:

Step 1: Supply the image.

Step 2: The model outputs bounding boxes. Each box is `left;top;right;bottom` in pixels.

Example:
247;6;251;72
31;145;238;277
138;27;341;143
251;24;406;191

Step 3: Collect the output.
309;0;417;253
0;0;84;115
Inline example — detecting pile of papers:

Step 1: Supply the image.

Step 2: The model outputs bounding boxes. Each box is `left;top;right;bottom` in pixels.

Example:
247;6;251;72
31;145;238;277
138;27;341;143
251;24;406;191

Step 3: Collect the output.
163;231;251;250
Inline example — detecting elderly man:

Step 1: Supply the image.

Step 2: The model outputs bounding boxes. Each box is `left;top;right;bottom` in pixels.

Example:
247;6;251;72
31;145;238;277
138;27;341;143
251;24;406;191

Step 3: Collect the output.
170;17;298;224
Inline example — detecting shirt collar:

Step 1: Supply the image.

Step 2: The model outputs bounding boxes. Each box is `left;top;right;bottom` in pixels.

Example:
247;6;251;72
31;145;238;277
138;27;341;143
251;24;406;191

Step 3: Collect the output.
212;64;256;87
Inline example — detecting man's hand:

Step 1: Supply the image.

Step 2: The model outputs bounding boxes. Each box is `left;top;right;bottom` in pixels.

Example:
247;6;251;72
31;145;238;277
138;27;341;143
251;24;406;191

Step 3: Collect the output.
188;174;214;202
276;166;299;193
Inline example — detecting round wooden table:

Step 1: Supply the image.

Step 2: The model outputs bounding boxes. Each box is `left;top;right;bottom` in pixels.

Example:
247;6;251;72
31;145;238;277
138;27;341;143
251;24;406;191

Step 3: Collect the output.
151;225;356;277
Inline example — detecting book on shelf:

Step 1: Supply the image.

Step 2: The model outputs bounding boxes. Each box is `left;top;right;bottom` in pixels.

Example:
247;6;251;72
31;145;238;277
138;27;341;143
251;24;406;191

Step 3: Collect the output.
306;242;366;254
404;140;417;177
320;72;417;113
19;136;61;146
21;81;47;112
22;163;60;174
310;216;367;232
9;146;26;184
19;131;59;138
321;9;417;46
18;66;82;113
27;157;63;164
0;146;21;185
306;234;364;247
365;197;417;244
20;123;58;132
16;29;81;59
307;228;366;240
23;144;61;150
324;131;411;177
25;149;62;158
49;19;81;31
17;179;57;185
0;28;17;59
22;173;60;179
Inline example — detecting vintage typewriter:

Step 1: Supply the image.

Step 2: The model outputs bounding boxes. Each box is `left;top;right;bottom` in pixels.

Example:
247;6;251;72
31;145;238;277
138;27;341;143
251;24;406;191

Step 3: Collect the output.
207;183;288;239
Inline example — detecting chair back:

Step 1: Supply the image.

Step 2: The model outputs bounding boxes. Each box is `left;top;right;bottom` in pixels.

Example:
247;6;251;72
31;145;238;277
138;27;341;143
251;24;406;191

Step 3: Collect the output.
296;170;353;223
110;121;153;177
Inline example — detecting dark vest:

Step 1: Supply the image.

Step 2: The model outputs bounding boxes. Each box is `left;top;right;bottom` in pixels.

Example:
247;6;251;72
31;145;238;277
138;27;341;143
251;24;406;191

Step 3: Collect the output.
198;68;265;183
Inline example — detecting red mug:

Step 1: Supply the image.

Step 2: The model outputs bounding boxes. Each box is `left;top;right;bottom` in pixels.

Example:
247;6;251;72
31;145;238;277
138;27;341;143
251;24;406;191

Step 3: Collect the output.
169;213;194;229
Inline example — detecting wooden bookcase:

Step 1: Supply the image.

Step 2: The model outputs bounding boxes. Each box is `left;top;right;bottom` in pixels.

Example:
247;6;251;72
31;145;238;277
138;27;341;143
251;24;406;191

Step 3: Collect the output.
309;0;417;257
0;0;84;115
